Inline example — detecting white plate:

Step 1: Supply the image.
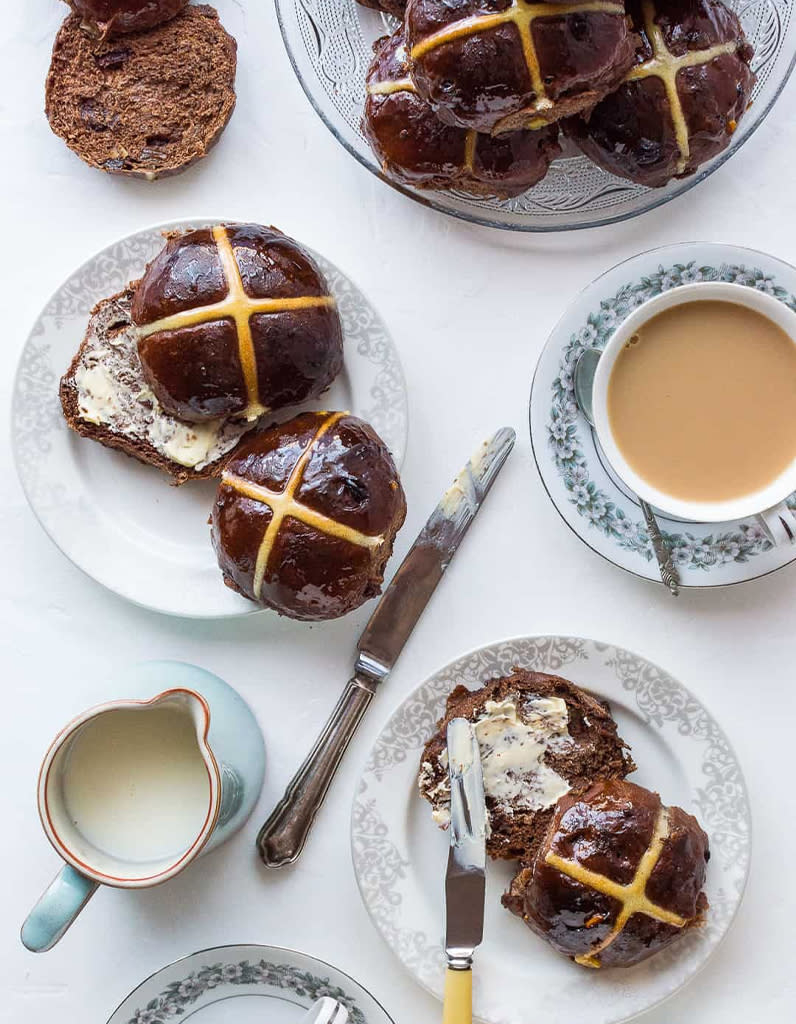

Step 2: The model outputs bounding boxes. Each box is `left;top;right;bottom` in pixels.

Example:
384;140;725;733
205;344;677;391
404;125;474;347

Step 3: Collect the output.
105;943;395;1024
12;220;408;618
351;635;750;1024
529;242;796;588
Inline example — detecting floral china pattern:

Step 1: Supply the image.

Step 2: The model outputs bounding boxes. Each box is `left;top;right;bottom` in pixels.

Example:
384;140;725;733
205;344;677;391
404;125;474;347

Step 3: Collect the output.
351;636;751;1024
547;260;796;572
126;958;367;1024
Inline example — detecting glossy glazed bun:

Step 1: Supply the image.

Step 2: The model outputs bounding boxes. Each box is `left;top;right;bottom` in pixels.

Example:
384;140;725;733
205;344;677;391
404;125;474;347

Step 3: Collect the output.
405;0;637;133
67;0;189;35
363;30;561;197
565;0;755;186
131;224;343;423
504;779;709;967
211;411;406;620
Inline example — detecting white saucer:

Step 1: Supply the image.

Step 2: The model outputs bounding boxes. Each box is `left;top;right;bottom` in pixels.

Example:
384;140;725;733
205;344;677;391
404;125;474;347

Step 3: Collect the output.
12;220;408;618
351;635;750;1024
105;944;395;1024
529;242;796;588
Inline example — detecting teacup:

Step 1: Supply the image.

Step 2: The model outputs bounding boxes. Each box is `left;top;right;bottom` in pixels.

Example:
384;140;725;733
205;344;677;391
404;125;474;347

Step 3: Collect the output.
21;661;265;952
592;281;796;543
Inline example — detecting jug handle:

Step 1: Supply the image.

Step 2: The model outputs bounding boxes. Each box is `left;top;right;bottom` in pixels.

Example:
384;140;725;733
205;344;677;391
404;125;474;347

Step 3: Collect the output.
21;864;98;952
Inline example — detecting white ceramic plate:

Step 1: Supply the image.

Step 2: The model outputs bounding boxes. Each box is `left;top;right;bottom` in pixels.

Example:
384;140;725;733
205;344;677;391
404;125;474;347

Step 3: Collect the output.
12;220;408;618
105;943;395;1024
351;635;750;1024
529;242;796;588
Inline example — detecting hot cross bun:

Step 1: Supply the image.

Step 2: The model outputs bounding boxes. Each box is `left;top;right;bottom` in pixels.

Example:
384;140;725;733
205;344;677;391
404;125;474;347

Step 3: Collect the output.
503;779;709;967
404;0;638;134
131;224;344;423
66;0;188;36
565;0;755;186
363;30;561;197
211;411;406;620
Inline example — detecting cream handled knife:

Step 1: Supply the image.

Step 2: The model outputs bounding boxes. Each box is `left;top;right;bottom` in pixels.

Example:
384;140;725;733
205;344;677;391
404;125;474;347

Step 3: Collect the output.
443;718;487;1024
257;427;516;868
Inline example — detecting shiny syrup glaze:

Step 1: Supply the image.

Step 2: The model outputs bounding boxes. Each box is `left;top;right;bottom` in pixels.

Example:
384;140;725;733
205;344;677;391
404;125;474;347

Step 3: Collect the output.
405;0;637;133
363;29;560;197
565;0;755;187
131;225;343;422
211;411;406;621
70;0;189;35
506;779;709;968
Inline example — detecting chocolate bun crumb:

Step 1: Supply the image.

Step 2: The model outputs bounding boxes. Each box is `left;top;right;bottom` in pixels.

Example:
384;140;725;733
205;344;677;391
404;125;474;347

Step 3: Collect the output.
60;288;256;484
419;670;635;860
46;5;237;179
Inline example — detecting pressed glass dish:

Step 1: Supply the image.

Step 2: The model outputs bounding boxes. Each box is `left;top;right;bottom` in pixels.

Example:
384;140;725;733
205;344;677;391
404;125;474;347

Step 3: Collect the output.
276;0;796;230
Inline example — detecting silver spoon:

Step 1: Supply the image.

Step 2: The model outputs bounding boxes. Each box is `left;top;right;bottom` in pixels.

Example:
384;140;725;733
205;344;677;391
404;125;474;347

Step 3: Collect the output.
574;348;680;597
300;998;349;1024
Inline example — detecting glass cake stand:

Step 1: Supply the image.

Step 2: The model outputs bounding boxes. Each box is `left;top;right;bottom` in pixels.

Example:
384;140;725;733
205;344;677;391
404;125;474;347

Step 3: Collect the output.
275;0;796;231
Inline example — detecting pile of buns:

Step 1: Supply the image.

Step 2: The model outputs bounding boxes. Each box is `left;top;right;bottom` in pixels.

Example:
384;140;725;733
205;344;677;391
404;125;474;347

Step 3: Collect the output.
361;0;756;196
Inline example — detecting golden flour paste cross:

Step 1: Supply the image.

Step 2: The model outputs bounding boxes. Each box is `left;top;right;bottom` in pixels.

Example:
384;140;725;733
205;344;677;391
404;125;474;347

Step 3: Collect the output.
137;225;337;419
625;0;742;175
545;807;687;967
220;411;385;600
409;1;627;120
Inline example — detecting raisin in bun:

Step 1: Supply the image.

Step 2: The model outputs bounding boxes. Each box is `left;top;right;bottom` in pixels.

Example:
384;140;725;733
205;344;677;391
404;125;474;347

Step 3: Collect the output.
131;224;343;423
565;0;755;186
405;0;637;134
66;0;188;36
419;670;635;859
211;411;406;620
363;30;560;197
503;780;709;967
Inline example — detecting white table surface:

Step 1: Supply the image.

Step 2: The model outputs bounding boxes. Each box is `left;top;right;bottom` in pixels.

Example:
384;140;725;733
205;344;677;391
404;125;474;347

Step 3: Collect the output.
3;2;795;1022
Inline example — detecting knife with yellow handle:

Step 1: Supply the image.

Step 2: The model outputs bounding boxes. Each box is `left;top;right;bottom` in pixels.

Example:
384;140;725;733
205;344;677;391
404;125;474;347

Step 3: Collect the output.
443;718;487;1024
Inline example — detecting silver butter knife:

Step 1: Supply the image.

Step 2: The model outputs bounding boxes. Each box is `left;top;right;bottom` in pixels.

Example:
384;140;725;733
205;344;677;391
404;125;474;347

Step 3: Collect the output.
443;719;487;1024
256;427;516;867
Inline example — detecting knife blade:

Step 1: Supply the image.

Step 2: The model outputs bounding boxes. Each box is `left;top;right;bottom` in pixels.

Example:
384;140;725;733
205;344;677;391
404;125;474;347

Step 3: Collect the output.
256;427;516;867
357;426;516;677
445;718;487;968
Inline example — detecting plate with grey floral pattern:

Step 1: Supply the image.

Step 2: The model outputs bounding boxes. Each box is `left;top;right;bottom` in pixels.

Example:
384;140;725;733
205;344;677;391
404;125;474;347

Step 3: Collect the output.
351;635;750;1024
529;242;796;588
11;220;408;618
106;944;394;1024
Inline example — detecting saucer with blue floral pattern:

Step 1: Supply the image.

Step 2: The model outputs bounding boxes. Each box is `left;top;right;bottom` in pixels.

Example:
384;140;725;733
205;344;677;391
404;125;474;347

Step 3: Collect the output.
529;242;796;589
106;944;394;1024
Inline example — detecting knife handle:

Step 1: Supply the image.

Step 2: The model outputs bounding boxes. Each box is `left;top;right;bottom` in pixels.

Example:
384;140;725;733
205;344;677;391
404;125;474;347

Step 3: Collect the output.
256;674;377;868
442;966;472;1024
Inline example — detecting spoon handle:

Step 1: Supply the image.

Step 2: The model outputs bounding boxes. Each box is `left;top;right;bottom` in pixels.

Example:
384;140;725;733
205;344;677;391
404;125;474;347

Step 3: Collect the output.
640;500;680;596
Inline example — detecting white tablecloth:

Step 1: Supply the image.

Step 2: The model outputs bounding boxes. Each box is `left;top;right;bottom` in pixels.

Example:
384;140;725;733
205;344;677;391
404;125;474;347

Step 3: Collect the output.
3;2;794;1021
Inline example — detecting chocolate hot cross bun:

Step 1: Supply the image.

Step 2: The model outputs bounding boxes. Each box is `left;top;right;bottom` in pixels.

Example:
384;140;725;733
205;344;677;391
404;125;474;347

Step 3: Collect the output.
131;224;343;423
565;0;755;186
405;0;638;134
211;411;406;620
504;779;709;967
363;30;561;197
66;0;189;36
